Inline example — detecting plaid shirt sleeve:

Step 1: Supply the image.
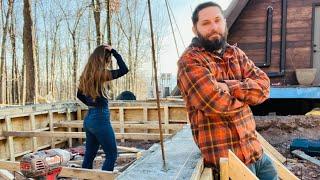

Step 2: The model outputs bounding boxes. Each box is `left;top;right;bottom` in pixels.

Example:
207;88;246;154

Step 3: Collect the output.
178;57;245;115
224;48;270;105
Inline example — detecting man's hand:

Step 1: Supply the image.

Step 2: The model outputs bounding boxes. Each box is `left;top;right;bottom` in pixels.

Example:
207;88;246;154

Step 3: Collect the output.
217;82;230;93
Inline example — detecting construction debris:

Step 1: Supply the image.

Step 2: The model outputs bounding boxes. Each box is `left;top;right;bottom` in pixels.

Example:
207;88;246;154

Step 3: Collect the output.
292;150;320;167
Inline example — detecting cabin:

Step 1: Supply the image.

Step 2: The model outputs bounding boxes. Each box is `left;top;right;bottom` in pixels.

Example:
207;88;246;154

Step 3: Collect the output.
171;0;320;115
227;0;320;85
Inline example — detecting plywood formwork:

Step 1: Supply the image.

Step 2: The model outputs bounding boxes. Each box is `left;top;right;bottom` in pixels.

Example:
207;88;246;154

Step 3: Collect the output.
0;101;300;179
0;101;188;161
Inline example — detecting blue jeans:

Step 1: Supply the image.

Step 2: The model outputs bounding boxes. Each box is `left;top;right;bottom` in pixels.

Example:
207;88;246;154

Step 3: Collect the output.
82;107;117;171
247;153;278;180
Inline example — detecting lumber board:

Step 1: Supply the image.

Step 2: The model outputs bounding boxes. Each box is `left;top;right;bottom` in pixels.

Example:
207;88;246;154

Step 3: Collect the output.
292;149;320;167
29;114;38;152
265;152;299;180
0;160;115;179
117;146;141;153
256;131;286;163
190;157;204;180
77;106;83;144
66;108;72;147
2;131;171;140
53;121;184;130
119;107;125;142
164;106;169;134
48;110;55;148
219;158;229;180
143;107;148;135
5;117;14;161
228;150;258;180
200;168;213;180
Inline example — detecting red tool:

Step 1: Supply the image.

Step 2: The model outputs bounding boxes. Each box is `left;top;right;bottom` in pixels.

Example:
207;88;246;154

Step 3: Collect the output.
19;149;71;180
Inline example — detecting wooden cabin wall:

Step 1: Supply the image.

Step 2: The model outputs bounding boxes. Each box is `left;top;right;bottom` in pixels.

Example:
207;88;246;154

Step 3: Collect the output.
228;0;320;85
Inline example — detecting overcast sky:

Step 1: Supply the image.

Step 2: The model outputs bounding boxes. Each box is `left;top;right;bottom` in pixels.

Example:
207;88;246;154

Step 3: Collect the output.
158;0;232;74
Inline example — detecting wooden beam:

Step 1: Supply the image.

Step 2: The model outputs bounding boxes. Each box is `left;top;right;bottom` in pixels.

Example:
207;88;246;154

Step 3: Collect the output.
29;114;38;152
190;157;204;180
5;116;14;161
53;121;184;130
119;107;125;142
164;106;169;134
291;150;320;167
0;160;115;179
228;150;258;180
117;146;141;153
265;152;299;180
60;167;115;179
256;131;286;163
66;108;72;147
1;108;76;119
48;110;55;148
219;158;229;180
2;131;171;140
143;107;148;136
200;168;213;180
77;106;83;144
292;149;320;166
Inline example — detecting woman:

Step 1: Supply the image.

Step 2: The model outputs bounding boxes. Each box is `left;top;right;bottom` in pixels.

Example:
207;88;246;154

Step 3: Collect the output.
77;44;129;171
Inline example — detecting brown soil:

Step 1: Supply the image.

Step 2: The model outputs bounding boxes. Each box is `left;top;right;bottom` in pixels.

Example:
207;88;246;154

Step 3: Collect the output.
117;140;159;150
256;115;320;180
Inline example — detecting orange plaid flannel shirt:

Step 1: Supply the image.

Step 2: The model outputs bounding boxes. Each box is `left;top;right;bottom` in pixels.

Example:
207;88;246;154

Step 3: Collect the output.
177;39;270;168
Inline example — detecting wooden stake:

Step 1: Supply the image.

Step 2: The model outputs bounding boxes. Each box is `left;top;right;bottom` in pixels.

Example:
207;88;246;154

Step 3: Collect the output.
164;106;169;134
219;158;229;180
29;114;38;152
66;108;72;147
119;107;125;142
5;116;14;161
77;106;83;144
228;150;258;180
48;110;55;148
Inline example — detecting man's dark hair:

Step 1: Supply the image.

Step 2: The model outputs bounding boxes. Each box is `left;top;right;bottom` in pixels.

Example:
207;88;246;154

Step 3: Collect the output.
192;2;223;25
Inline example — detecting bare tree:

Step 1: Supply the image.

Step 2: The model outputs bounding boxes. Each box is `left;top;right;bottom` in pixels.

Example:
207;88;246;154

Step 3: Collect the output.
23;0;38;103
87;7;92;57
92;0;102;45
9;11;19;104
0;0;14;104
58;1;87;98
50;18;62;98
115;0;147;93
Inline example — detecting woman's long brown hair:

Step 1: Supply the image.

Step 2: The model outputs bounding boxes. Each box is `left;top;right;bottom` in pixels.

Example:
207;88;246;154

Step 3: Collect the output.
78;45;112;100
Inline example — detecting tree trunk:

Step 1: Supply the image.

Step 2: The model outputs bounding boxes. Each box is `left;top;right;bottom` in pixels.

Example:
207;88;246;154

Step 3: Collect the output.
21;58;26;105
0;0;14;104
106;0;112;45
92;0;101;45
23;0;38;104
33;0;40;96
72;33;77;98
9;14;19;104
87;9;92;57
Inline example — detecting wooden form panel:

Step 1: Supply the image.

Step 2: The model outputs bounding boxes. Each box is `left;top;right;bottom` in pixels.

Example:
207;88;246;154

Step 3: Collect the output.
0;101;187;160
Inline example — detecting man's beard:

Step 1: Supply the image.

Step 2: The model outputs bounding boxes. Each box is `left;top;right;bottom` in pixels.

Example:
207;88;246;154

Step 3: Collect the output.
197;31;226;52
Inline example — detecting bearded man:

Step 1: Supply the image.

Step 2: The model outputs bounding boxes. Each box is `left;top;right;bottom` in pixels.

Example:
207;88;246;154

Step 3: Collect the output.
177;2;278;180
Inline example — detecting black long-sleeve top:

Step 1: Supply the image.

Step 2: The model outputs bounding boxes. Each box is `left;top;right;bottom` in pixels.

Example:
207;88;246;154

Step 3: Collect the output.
77;49;129;107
